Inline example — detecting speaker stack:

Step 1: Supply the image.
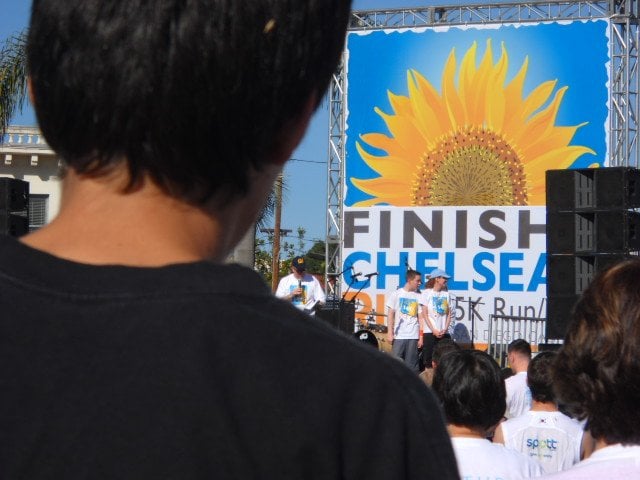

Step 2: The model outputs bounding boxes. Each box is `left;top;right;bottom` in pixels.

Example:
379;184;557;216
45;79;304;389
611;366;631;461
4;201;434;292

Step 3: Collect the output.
0;178;29;237
546;167;640;340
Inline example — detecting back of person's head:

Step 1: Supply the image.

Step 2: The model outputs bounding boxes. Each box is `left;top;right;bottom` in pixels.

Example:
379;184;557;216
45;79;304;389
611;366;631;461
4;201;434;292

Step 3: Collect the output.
527;351;557;403
431;338;460;366
432;349;505;435
553;259;640;445
27;0;352;204
508;339;532;359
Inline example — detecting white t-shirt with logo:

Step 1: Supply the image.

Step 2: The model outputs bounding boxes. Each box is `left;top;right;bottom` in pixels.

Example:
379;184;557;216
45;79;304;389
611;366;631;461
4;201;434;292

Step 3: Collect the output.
544;444;640;479
451;437;544;479
420;289;451;333
505;371;532;419
500;410;583;473
275;273;325;314
385;288;420;340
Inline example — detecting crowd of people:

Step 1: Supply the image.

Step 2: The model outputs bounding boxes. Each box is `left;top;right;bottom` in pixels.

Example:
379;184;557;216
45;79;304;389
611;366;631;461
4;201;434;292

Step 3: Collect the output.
377;261;640;478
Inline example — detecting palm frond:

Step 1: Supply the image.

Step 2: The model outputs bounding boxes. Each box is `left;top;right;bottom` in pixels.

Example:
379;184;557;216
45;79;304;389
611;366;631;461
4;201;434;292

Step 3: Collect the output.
0;30;28;138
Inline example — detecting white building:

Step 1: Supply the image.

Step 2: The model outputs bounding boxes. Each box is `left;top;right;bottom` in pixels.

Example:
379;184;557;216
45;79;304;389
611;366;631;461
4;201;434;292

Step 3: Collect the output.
0;126;61;231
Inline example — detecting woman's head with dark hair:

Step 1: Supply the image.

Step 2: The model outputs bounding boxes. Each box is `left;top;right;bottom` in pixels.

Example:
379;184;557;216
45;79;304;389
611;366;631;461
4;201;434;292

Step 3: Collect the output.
27;0;352;204
527;351;557;403
553;259;640;445
432;349;505;435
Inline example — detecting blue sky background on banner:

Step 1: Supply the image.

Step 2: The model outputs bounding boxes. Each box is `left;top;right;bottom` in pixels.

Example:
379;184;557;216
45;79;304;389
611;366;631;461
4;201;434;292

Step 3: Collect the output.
344;20;609;207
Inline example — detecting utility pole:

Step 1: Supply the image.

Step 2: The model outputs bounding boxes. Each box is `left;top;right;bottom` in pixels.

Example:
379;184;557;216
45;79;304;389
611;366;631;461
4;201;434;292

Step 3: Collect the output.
263;173;292;292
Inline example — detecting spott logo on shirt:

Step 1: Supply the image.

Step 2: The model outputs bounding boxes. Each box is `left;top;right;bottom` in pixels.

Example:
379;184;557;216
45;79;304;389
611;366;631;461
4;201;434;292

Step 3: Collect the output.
526;438;558;450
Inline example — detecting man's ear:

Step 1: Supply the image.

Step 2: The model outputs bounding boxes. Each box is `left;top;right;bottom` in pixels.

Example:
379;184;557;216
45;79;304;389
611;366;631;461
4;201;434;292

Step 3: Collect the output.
268;91;317;167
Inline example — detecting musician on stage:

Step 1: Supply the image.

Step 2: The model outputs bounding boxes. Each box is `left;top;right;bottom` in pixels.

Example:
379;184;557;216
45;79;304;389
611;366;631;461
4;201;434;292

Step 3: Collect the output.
275;256;325;315
386;269;423;373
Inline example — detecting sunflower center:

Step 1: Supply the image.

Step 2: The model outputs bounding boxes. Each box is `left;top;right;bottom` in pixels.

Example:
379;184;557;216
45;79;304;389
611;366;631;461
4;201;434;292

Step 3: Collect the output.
411;126;527;206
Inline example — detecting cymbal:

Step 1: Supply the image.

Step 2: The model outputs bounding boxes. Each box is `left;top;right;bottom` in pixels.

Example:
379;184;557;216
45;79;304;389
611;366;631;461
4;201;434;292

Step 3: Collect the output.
366;311;387;317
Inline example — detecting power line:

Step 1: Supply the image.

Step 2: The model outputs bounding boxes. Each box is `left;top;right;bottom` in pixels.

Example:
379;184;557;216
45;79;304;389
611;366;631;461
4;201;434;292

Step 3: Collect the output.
289;157;326;164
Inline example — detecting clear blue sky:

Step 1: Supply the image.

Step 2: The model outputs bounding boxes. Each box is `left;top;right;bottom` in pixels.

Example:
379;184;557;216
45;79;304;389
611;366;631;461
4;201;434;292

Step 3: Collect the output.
1;0;470;252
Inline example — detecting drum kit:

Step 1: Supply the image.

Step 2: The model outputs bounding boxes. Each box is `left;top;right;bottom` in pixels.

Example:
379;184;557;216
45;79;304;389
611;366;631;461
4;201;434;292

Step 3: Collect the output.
353;310;391;353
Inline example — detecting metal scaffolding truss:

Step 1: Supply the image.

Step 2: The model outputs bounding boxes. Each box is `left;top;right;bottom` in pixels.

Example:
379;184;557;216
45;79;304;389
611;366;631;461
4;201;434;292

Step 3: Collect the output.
325;0;639;294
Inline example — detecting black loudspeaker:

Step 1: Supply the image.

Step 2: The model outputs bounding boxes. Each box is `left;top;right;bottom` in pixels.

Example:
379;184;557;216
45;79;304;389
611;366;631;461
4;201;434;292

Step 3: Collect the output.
0;213;29;237
546;294;579;339
547;211;640;254
596;167;640;209
0;178;29;211
596;210;640;252
537;343;563;352
546;167;640;211
547;253;633;296
317;302;355;335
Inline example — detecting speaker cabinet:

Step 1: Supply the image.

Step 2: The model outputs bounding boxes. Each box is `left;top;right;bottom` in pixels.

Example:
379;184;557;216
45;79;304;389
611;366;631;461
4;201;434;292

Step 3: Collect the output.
547;167;640;211
596;167;640;209
547;211;640;254
547;253;633;296
317;302;355;335
0;178;29;212
546;294;580;340
0;213;29;237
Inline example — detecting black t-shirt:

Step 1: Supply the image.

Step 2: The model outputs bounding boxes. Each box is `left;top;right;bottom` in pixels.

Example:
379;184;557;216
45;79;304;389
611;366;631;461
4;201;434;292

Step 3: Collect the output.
0;236;458;479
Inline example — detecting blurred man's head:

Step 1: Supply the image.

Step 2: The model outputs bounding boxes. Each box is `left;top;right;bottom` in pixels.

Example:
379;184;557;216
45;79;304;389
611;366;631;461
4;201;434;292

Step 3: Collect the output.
433;349;505;436
553;259;640;445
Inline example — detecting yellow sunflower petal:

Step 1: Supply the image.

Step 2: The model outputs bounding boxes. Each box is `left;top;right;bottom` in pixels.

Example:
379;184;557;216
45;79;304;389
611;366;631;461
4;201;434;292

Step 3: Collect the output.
351;40;594;207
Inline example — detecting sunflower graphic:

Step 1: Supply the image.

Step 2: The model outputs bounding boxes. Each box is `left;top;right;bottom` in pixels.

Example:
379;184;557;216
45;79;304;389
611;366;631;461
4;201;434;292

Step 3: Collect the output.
351;40;595;207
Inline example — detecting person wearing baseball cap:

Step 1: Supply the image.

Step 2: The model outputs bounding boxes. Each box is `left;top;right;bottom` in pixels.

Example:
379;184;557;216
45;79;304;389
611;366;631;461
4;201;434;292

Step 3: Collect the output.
420;267;454;366
275;256;325;314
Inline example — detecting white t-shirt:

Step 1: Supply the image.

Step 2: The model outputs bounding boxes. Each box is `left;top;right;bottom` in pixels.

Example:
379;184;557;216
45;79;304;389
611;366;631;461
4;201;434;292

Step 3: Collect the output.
420;288;452;333
275;273;326;314
544;444;640;479
385;288;420;339
505;372;532;419
500;410;584;473
451;436;544;478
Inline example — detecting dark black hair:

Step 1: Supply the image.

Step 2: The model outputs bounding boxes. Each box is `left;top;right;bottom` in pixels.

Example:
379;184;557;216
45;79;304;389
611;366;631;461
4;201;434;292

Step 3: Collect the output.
527;351;556;403
507;339;531;358
27;0;352;204
553;259;640;444
432;349;505;434
431;338;460;365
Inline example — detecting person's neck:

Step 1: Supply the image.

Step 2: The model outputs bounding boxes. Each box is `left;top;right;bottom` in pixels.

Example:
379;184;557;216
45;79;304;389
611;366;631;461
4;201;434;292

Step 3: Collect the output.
447;424;487;439
21;166;258;266
511;359;529;374
530;400;558;412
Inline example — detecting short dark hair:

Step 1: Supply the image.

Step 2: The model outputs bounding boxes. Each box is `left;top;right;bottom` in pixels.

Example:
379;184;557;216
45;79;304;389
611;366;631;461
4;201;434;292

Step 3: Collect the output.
27;0;352;204
527;351;557;403
406;269;421;282
432;338;460;365
432;349;505;434
507;339;531;358
553;259;640;445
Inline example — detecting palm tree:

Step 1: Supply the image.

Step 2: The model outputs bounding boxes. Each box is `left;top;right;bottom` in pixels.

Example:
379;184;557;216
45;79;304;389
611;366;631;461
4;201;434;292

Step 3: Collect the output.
0;31;28;137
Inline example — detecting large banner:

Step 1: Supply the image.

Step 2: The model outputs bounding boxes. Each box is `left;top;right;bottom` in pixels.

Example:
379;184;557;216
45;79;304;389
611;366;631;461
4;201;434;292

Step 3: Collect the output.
342;20;609;344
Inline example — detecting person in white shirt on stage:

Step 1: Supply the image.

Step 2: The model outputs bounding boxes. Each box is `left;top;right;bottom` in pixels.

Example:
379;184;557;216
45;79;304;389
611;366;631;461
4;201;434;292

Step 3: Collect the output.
544;259;640;479
386;269;423;373
420;268;453;366
494;351;584;473
275;256;325;315
432;349;544;479
505;338;533;419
